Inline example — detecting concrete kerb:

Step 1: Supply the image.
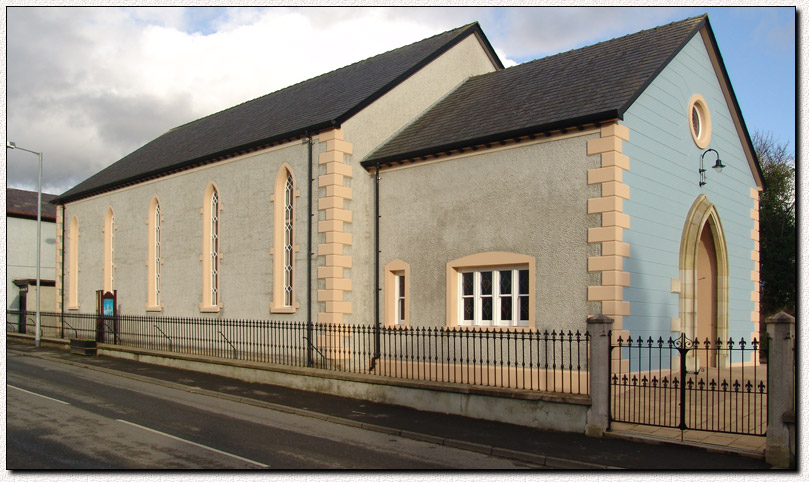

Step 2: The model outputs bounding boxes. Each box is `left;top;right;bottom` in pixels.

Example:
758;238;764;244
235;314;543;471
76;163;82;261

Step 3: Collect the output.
8;335;616;470
604;429;765;460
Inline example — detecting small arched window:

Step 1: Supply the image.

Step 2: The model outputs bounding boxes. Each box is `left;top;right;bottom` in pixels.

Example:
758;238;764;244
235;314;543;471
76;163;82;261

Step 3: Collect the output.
147;196;162;310
104;207;115;293
201;183;221;311
68;215;80;309
271;164;298;313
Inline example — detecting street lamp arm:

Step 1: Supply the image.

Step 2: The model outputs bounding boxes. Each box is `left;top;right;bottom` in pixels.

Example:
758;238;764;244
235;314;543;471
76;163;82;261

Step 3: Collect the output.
7;141;42;156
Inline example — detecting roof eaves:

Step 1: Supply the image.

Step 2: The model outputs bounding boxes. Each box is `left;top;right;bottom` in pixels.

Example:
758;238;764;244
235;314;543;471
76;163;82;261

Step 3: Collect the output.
7;211;57;222
53;120;337;205
361;109;621;170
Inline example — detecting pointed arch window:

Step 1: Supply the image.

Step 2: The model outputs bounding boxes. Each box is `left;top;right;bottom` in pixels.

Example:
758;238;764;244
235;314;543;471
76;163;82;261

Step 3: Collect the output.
201;183;222;312
104;207;115;293
272;164;299;313
283;172;294;306
68;215;80;309
147;196;162;311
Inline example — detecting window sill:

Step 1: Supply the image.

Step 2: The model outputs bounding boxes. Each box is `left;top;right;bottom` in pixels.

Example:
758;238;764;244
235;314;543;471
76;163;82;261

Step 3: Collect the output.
270;305;297;314
67;305;80;311
448;324;535;333
199;305;221;313
145;305;163;312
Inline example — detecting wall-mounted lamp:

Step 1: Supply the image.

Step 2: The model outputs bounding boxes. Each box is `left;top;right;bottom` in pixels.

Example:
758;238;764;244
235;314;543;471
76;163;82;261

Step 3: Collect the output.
699;148;725;186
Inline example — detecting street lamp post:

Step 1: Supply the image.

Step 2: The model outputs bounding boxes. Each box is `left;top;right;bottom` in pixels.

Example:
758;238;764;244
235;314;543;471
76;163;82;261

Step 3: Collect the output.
7;141;43;347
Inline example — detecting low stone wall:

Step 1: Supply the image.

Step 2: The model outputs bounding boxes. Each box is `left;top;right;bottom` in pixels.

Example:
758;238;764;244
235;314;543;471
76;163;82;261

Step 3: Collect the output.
101;344;590;433
8;333;589;433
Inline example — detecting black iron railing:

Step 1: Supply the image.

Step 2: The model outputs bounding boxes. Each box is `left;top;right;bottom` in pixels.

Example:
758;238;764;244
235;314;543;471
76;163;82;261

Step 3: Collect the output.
7;310;589;395
610;333;767;436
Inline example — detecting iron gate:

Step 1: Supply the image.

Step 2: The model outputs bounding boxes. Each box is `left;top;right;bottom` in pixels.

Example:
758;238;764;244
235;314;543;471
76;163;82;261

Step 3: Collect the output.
609;333;767;436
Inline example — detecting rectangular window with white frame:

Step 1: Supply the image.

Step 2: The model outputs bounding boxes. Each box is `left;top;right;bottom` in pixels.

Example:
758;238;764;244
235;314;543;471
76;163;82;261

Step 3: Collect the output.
384;259;410;327
459;267;529;327
394;272;406;325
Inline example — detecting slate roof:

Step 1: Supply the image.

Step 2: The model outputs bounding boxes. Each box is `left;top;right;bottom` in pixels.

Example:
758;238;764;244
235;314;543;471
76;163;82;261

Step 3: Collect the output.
364;15;716;168
6;188;58;221
55;23;502;204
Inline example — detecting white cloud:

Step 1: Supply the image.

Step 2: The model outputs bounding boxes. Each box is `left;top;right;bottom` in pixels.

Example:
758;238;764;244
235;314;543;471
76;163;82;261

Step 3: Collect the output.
6;6;468;194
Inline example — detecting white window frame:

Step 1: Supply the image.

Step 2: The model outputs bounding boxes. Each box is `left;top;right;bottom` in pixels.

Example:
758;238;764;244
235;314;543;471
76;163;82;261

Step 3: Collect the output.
458;266;529;327
394;272;406;325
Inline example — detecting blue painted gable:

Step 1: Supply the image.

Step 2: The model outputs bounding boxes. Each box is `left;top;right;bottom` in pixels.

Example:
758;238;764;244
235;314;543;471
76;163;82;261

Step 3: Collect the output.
621;30;759;344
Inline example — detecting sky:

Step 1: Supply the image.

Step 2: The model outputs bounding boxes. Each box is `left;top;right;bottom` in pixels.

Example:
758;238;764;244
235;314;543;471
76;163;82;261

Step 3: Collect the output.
3;5;797;196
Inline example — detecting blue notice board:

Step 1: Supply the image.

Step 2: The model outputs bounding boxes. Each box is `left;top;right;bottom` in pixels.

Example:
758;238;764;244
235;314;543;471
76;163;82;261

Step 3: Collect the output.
103;297;115;317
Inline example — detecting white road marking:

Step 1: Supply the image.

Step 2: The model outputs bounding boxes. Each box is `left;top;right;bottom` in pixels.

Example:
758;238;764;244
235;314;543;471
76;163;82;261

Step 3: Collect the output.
8;385;71;405
116;419;270;468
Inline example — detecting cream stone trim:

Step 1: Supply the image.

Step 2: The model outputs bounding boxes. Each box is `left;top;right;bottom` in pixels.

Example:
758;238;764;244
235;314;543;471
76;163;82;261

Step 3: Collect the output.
103;207;115;293
68;215;80;310
749;188;761;331
586;122;631;328
271;164;299;313
602;181;630;199
384;260;411;327
445;252;536;329
678;194;730;346
688;94;712;149
200;182;222;312
317;129;353;323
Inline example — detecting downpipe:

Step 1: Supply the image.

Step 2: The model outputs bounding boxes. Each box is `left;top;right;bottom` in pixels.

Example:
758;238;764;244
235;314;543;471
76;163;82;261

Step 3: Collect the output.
306;134;314;367
369;162;381;371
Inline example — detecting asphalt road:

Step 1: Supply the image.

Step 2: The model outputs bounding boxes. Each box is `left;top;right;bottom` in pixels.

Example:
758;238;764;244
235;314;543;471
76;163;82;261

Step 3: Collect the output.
6;346;541;469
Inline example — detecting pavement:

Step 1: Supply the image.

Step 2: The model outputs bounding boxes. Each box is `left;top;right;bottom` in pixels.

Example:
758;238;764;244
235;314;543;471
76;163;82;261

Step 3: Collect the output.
6;338;777;470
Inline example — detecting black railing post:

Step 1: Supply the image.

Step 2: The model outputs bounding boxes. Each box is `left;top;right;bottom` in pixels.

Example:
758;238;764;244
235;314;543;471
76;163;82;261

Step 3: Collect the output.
677;332;688;431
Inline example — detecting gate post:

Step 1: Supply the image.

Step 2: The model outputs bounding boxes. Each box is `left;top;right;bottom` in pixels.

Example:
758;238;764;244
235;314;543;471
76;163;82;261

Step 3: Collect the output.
586;314;614;438
765;311;795;468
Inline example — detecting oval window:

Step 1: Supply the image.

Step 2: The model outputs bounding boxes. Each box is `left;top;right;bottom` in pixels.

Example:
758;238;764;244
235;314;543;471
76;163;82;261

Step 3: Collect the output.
688;94;711;148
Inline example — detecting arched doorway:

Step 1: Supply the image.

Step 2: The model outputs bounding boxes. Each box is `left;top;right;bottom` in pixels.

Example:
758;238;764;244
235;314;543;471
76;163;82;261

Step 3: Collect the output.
696;223;718;367
678;195;729;369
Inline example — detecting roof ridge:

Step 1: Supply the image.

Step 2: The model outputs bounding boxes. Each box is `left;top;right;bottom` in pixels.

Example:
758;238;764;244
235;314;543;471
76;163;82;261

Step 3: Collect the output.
165;22;479;134
501;14;706;72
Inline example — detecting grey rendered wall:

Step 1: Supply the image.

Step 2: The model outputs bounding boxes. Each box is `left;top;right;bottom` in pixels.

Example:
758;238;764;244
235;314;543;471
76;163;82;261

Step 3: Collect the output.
63;141;318;319
6;216;57;310
341;33;500;325
376;134;602;331
61;33;498;323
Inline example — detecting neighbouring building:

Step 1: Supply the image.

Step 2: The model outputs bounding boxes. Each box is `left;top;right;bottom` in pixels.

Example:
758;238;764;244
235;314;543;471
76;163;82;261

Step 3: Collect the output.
51;16;763;354
6;188;59;330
